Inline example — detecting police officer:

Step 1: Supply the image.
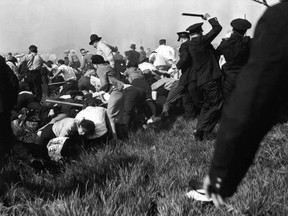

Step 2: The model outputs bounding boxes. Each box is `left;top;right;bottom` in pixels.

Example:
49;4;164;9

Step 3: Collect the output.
160;31;193;117
217;18;252;102
186;13;223;141
203;0;288;207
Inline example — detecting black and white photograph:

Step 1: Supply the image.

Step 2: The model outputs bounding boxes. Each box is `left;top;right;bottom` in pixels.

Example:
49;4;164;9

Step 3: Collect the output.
0;0;287;215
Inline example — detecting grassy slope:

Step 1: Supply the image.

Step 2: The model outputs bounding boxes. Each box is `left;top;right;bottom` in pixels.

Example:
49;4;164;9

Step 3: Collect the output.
1;117;288;216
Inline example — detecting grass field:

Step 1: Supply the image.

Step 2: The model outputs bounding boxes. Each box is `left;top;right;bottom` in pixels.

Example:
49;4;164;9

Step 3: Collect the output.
1;117;287;216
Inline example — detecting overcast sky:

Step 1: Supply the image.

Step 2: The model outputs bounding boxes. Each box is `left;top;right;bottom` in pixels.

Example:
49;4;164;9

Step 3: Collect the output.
0;0;279;56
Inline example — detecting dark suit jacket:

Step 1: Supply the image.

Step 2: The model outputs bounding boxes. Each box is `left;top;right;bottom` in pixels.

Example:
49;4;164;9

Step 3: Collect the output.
0;57;19;113
189;17;222;86
209;2;288;198
176;40;193;87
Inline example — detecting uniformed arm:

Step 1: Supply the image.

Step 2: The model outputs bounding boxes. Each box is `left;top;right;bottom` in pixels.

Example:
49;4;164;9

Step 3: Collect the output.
208;5;288;198
203;17;222;44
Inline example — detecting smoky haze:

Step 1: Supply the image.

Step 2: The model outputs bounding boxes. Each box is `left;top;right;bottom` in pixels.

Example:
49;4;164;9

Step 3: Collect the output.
0;0;278;58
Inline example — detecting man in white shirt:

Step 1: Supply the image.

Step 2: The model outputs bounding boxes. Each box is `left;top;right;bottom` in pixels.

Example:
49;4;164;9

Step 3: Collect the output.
89;34;115;68
155;39;176;65
50;59;78;95
75;106;109;145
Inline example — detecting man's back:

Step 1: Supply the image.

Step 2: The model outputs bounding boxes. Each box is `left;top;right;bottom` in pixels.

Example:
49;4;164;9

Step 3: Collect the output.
188;17;222;86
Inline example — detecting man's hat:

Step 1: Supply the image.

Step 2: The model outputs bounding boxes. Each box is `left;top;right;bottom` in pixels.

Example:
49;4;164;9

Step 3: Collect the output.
89;34;102;45
177;31;190;41
230;18;252;31
130;44;136;49
186;23;203;34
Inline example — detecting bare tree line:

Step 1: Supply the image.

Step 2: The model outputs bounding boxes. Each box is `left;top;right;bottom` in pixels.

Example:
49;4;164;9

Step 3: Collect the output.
252;0;270;7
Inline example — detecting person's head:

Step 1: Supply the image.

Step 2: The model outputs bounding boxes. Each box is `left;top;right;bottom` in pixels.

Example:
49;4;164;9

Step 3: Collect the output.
127;61;138;69
7;52;12;56
230;18;252;35
159;39;166;45
177;31;190;43
91;55;106;69
70;49;76;55
58;59;65;65
140;46;144;51
186;23;204;38
130;44;136;50
29;45;38;53
77;119;95;136
64;50;70;56
46;60;54;68
80;48;87;56
89;34;102;48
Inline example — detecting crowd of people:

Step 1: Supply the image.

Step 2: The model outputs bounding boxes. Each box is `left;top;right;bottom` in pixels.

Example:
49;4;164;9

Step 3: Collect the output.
1;0;287;207
1;12;252;175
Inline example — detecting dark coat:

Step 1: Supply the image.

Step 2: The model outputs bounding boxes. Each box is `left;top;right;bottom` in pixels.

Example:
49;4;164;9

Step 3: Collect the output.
188;17;222;86
217;33;251;77
209;2;288;198
176;40;193;87
0;56;19;112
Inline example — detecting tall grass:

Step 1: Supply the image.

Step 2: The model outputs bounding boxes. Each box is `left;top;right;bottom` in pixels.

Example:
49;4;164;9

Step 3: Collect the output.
1;117;287;215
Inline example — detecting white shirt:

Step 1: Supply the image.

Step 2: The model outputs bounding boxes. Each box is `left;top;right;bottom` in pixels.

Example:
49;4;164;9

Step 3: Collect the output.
149;52;167;67
75;106;108;139
52;118;76;137
138;62;157;72
94;40;115;68
155;45;176;62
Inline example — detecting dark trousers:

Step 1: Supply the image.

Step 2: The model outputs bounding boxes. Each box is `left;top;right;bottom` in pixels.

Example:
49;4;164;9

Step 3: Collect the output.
123;86;146;126
196;79;223;133
78;76;96;92
60;80;79;95
223;74;237;103
27;70;42;102
39;124;56;147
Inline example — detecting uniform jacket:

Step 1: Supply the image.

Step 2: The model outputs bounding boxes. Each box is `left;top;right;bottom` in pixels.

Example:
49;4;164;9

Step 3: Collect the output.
209;2;288;198
188;17;222;86
217;33;251;77
176;40;193;87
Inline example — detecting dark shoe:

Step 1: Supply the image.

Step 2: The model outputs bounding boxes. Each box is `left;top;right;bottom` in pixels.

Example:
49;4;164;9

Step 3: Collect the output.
193;130;204;141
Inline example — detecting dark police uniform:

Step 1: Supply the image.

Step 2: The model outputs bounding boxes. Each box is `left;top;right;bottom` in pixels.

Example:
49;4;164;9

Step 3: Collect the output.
208;1;288;198
217;19;252;102
187;17;223;139
0;56;19;157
